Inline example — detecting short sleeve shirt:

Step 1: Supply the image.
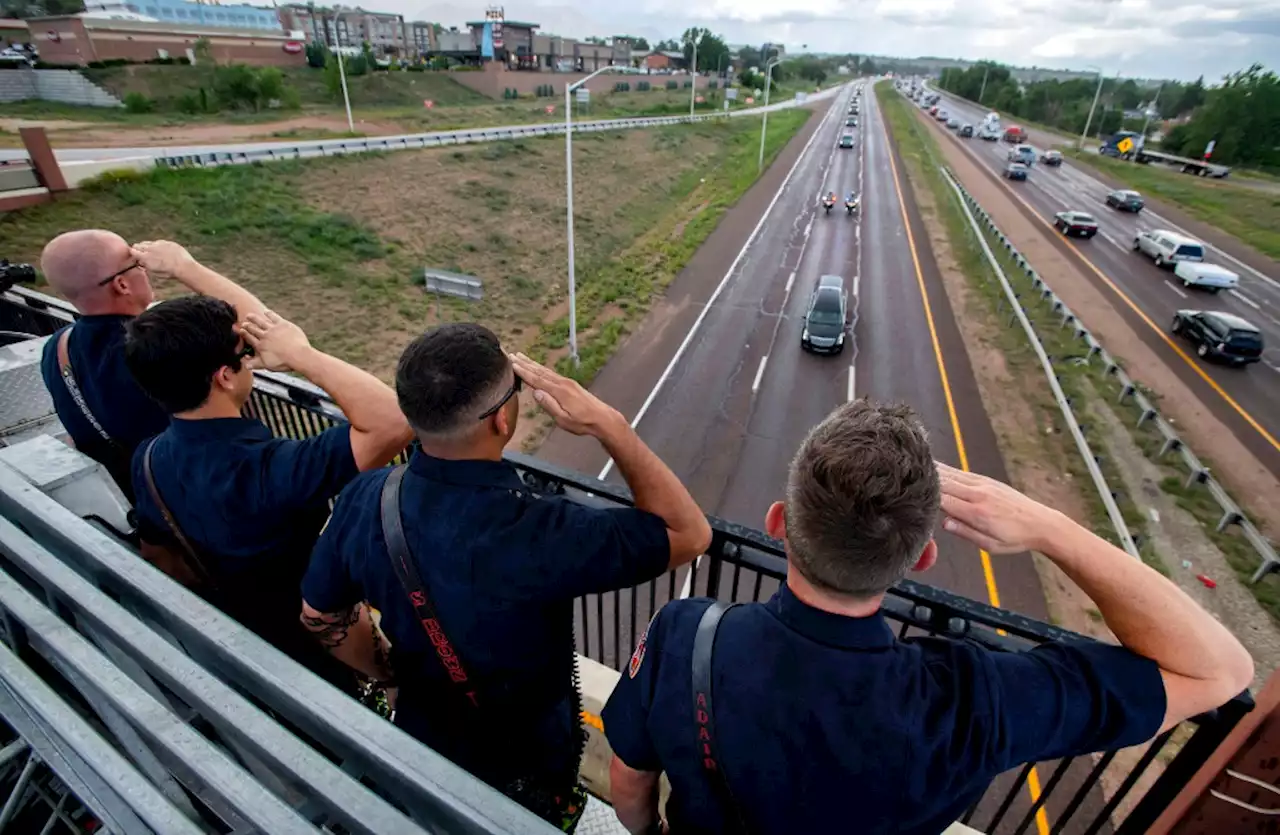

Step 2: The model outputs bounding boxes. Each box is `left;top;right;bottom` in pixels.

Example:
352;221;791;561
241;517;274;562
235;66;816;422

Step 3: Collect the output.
40;316;171;502
131;416;358;644
302;450;671;788
603;586;1166;835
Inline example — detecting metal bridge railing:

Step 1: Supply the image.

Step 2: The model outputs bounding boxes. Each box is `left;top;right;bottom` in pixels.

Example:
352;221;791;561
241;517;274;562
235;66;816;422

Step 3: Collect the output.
0;285;1255;835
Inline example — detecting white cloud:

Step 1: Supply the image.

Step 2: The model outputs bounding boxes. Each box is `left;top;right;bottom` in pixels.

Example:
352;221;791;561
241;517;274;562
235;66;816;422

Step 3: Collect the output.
383;0;1280;80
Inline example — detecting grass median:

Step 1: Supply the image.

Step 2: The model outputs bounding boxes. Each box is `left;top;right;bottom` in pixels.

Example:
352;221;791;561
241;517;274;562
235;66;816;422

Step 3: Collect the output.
881;82;1280;623
2;108;809;392
878;81;1157;566
1063;149;1280;260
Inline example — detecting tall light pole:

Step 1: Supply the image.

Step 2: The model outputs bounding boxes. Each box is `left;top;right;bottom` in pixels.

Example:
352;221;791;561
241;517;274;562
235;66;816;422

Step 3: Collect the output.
564;65;641;365
1079;66;1105;149
757;57;783;172
336;48;354;133
689;35;698;117
977;64;990;104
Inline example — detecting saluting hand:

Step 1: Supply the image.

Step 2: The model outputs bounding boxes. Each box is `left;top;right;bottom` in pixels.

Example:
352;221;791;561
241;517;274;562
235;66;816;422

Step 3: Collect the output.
937;462;1064;555
239;310;312;372
131;240;197;282
510;352;623;438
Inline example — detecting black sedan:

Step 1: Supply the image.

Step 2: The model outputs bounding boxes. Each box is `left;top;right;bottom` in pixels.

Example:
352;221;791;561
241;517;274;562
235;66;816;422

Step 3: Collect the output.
839;134;855;149
1041;150;1063;166
958;124;974;137
1054;211;1098;238
1171;310;1264;366
1106;189;1145;212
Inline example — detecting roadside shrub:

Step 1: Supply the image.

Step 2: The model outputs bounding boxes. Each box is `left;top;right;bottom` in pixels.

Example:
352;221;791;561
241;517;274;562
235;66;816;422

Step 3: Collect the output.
683;80;692;89
665;80;677;90
613;81;630;92
213;64;294;112
708;80;717;90
178;56;191;66
174;91;203;114
304;41;326;69
122;92;153;113
145;56;178;65
407;64;425;72
637;80;650;92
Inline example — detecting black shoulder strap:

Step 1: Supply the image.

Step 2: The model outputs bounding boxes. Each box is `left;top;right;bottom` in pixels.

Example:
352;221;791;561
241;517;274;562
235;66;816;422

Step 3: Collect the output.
57;326;122;449
380;465;478;708
693;601;750;834
142;438;216;588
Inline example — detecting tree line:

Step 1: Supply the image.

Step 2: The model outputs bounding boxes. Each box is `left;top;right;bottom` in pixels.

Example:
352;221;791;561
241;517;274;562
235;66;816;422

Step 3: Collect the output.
937;61;1277;169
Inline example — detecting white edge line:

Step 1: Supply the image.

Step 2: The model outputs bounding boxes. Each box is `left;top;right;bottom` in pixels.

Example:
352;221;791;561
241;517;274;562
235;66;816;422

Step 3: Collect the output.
1163;279;1189;299
785;271;796;294
847;364;856;402
1231;289;1261;310
752;355;769;394
597;92;843;481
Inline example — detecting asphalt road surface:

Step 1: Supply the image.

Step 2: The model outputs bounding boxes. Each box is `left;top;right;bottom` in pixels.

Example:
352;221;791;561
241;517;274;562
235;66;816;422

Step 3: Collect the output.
544;83;1116;835
921;86;1280;478
545;81;1048;646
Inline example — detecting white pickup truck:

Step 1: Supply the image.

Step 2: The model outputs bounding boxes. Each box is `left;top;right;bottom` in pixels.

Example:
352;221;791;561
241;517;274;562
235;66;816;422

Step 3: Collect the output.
1174;262;1239;293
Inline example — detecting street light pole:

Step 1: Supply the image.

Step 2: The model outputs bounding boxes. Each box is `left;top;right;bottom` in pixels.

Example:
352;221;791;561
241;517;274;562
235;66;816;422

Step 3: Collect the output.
337;49;354;132
757;57;781;172
1079;67;1105;149
977;65;989;105
564;65;640;366
689;36;698;117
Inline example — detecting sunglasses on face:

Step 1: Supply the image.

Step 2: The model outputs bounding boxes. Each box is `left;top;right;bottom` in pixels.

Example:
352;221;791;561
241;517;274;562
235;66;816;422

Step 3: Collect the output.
97;261;141;287
477;374;522;421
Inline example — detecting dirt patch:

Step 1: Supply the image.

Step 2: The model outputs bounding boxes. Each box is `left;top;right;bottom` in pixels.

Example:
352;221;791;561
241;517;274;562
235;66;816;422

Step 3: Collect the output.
920;113;1280;537
3;115;407;148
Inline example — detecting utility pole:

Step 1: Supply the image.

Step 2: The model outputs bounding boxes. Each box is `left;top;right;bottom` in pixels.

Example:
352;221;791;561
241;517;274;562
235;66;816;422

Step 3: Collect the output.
977;64;989;104
1141;82;1163;139
1079;68;1105;149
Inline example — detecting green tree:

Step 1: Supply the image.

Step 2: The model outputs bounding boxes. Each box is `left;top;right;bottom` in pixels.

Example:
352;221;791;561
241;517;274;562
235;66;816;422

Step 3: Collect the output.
629;36;649;51
0;0;83;16
681;27;730;74
654;38;679;52
784;56;828;86
1171;64;1280;169
304;41;327;69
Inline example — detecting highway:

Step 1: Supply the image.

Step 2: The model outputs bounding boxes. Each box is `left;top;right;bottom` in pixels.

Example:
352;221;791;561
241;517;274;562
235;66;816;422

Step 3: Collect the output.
920;85;1280;476
544;83;1047;639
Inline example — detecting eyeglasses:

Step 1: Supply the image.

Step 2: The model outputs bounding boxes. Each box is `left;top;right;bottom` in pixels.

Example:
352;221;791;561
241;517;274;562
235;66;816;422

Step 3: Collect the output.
477;374;521;421
227;341;255;370
96;261;141;287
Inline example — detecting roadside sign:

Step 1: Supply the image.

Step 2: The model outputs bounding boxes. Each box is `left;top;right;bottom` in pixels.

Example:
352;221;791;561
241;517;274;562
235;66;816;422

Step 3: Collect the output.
1116;137;1134;154
423;99;434;109
576;88;590;103
726;88;738;101
545;105;554;114
746;96;754;105
1204;139;1216;159
794;91;807;104
696;95;704;104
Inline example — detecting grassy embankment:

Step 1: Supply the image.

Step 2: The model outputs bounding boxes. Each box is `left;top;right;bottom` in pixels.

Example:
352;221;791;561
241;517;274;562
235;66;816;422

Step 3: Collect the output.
877;81;1157;570
1;108;809;400
879;81;1280;621
1063;149;1280;260
2;65;807;136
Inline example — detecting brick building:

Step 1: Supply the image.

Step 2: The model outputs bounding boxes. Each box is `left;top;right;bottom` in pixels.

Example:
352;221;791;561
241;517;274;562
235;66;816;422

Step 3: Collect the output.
31;15;307;66
276;4;406;55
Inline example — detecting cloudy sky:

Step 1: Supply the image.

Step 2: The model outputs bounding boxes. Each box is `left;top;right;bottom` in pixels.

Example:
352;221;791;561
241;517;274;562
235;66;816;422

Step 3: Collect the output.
385;0;1278;81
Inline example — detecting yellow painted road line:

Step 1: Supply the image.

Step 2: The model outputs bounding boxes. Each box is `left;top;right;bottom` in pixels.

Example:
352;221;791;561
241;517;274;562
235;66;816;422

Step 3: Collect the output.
880;102;1050;835
948;124;1280;455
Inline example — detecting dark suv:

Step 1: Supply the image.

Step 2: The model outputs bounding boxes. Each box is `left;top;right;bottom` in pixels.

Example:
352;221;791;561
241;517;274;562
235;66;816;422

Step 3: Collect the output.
1171;310;1264;366
802;275;848;354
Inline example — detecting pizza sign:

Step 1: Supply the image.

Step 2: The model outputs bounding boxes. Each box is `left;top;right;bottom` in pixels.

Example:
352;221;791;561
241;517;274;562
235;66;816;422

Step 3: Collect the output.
283;41;304;54
46;30;61;42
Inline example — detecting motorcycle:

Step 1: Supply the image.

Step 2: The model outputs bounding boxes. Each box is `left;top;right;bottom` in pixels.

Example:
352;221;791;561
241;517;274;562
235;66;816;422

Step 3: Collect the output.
845;198;859;216
822;197;836;215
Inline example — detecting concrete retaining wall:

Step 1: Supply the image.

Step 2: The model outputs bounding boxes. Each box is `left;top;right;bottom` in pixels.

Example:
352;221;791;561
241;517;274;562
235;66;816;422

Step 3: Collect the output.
0;69;123;107
61;156;153;187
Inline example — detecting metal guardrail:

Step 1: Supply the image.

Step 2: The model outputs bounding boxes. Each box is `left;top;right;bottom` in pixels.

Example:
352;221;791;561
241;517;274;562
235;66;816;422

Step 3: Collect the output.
149;87;842;170
941;170;1280;582
0;221;1256;835
938;166;1140;558
0;467;557;834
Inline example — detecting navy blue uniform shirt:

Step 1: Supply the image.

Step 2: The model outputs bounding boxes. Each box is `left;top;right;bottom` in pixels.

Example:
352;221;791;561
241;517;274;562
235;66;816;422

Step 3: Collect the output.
40;316;170;502
603;586;1166;835
302;450;672;791
131;417;359;680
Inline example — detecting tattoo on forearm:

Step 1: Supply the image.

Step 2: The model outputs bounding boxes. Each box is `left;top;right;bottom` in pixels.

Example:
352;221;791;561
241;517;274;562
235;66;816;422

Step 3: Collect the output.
371;619;395;681
301;606;360;649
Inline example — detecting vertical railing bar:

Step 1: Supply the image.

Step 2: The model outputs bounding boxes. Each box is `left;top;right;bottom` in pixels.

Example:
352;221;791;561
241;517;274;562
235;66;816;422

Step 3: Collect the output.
1050;750;1117;834
985;763;1034;833
1082;729;1176;835
1012;757;1075;835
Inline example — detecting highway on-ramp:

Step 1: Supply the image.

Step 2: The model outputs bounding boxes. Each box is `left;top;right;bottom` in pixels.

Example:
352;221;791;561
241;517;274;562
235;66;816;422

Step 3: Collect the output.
922;86;1280;477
